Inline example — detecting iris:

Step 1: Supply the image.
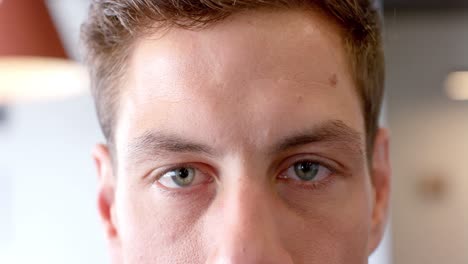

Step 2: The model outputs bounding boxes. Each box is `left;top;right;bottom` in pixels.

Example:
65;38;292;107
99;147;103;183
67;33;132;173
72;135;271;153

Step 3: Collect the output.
293;161;320;181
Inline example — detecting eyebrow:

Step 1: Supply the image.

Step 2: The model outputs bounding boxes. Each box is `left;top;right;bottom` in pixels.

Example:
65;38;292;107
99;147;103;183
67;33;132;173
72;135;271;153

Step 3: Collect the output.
127;131;217;163
127;120;364;163
269;120;364;156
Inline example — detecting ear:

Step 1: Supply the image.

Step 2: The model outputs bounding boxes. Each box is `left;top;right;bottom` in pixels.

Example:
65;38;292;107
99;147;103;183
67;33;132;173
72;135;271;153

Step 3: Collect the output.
93;144;120;246
368;128;391;254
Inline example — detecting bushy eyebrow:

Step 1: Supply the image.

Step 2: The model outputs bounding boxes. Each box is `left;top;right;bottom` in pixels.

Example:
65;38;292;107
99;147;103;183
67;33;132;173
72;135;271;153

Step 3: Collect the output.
126;120;364;163
270;120;364;156
127;131;217;163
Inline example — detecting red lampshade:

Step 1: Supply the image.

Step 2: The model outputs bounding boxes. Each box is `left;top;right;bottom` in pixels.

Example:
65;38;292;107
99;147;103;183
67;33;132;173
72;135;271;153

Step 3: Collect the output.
0;0;67;58
0;0;89;104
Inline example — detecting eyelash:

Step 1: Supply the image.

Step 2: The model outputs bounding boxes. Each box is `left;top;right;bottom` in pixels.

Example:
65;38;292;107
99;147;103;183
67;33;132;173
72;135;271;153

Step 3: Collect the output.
151;162;213;181
277;158;338;191
149;156;340;192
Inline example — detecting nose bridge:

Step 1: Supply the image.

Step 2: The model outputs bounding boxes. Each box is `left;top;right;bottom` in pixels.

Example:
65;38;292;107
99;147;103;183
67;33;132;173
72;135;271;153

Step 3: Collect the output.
206;173;293;264
228;177;274;230
224;178;270;240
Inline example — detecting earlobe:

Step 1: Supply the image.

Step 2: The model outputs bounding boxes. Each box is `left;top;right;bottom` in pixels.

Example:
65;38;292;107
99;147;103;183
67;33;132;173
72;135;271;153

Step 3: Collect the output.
93;144;119;239
368;128;391;254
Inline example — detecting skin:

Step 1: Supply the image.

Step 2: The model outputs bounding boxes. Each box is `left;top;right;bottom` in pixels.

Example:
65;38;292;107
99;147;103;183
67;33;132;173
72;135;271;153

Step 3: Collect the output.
93;9;391;264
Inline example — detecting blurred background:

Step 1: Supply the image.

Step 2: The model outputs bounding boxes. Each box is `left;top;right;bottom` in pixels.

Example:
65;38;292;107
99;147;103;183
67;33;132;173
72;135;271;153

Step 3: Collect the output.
0;0;467;263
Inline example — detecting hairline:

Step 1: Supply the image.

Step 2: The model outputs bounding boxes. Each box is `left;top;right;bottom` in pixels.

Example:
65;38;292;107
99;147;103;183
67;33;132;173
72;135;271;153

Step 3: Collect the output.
85;2;383;160
103;6;365;139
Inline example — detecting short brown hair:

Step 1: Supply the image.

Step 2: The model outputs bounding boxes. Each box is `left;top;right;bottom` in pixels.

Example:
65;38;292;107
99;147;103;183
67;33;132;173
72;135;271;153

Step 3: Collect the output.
81;0;384;154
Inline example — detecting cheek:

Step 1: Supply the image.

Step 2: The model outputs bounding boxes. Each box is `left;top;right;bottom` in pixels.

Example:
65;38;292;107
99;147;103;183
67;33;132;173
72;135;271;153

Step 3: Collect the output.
114;183;215;263
278;177;372;263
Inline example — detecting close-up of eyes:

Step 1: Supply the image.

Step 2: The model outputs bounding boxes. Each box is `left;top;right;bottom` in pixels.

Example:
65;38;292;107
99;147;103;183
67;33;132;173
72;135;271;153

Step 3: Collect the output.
155;159;334;190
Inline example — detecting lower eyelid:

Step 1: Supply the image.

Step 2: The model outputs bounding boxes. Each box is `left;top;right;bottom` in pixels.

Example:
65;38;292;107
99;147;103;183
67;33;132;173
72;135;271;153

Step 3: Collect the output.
277;173;336;191
296;175;335;189
156;168;214;188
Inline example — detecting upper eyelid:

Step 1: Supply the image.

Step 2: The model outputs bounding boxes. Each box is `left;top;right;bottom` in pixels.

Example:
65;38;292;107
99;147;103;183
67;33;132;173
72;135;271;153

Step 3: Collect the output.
280;162;333;181
154;165;194;180
283;162;332;182
151;163;215;181
276;154;340;174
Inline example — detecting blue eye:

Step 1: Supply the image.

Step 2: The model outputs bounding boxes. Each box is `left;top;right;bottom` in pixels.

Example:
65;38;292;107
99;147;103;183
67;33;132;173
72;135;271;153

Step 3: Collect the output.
284;161;332;182
156;167;212;189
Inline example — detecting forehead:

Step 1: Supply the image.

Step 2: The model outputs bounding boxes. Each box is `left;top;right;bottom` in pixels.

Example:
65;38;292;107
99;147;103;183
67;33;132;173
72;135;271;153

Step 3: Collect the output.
117;9;363;152
129;9;349;94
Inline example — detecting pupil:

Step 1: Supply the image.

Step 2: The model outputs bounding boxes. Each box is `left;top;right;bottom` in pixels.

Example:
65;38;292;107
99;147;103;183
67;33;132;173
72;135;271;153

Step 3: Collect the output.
300;162;313;172
178;168;189;179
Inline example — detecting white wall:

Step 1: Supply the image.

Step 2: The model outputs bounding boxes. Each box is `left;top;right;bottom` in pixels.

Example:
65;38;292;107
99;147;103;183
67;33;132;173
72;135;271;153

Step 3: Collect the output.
385;10;468;264
0;96;108;264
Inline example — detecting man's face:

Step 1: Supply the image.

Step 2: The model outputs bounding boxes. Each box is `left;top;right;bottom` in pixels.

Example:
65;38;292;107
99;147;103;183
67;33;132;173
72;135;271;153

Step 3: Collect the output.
94;9;390;264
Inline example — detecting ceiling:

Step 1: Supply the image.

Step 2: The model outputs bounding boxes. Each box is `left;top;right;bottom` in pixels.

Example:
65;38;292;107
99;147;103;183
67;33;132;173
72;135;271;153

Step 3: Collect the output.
44;0;468;61
385;0;468;9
